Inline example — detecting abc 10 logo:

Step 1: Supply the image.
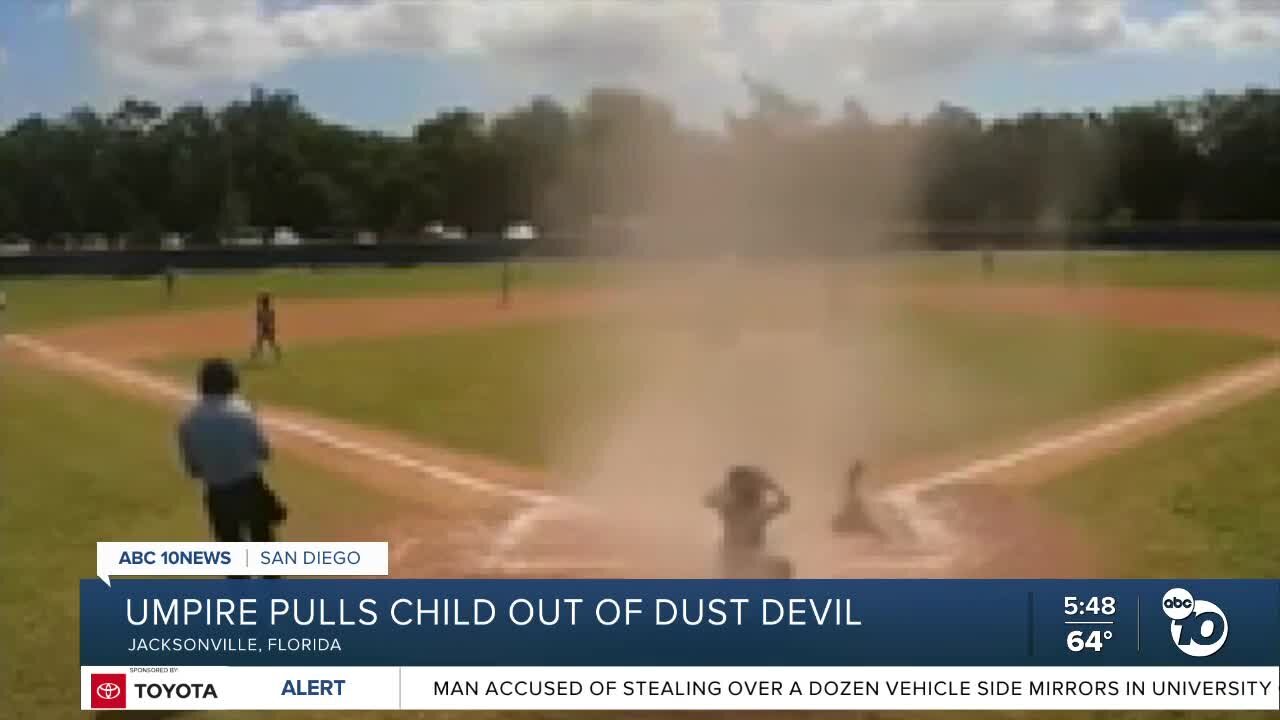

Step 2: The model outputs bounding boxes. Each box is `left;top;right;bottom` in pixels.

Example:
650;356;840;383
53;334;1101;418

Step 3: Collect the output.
1162;587;1228;658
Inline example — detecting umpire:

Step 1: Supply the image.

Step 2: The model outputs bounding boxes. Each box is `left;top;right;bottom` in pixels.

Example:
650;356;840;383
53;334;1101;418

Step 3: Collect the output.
177;359;286;552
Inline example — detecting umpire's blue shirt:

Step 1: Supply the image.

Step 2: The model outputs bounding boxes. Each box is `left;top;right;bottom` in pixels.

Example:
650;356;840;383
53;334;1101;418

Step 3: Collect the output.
177;396;270;489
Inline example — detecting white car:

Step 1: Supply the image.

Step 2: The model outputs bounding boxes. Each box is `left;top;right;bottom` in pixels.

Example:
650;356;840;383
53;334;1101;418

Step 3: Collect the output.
0;236;31;256
440;226;467;242
271;227;302;246
161;233;185;251
355;230;378;246
503;222;538;242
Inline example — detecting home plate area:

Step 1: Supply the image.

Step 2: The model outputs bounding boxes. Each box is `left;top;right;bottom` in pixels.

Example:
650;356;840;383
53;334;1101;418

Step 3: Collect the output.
467;499;966;579
375;472;1010;579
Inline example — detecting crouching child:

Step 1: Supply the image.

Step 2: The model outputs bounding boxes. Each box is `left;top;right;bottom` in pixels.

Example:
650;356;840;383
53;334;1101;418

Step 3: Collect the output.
705;466;793;579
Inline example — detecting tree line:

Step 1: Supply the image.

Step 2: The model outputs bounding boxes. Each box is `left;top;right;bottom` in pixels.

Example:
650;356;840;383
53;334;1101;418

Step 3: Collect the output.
1;82;1277;247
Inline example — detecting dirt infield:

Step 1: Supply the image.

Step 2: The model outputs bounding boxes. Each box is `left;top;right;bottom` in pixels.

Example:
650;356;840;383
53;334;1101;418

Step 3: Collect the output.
37;288;608;361
9;282;1280;579
907;284;1280;341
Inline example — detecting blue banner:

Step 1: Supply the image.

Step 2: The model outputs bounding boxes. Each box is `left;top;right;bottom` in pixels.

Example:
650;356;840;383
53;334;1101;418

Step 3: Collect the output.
81;579;1280;667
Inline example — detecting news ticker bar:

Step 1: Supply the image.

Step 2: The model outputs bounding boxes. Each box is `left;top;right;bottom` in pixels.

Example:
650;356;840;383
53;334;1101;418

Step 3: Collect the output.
81;666;1280;711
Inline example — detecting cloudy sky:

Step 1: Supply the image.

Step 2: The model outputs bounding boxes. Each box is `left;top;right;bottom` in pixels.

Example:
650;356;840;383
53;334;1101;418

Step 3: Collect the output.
0;0;1277;131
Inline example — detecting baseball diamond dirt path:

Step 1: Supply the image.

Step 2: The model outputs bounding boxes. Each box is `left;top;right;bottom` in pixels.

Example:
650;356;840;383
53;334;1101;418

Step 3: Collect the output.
34;288;611;361
8;283;1280;577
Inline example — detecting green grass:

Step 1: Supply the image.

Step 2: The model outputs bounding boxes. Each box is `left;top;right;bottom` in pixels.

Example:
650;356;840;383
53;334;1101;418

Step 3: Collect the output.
0;362;405;720
11;251;1280;335
163;320;597;467
892;250;1280;291
0;260;600;331
1043;383;1280;577
157;308;1270;471
4;329;1267;720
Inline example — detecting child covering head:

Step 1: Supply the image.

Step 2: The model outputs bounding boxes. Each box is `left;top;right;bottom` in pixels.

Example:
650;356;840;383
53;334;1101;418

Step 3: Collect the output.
705;465;793;578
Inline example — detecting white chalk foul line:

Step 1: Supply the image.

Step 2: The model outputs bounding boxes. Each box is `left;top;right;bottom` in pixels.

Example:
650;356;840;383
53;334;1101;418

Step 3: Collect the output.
484;499;611;572
484;499;558;569
1;332;970;575
389;538;422;569
895;355;1280;498
497;356;1280;577
868;354;1280;572
7;334;549;504
6;334;598;577
15;333;1278;578
369;349;1280;575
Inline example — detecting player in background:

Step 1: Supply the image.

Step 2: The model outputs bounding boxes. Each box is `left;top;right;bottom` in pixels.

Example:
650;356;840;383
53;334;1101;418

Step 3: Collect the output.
164;266;177;301
499;259;512;308
705;466;793;579
832;460;883;537
250;292;282;363
1063;244;1078;288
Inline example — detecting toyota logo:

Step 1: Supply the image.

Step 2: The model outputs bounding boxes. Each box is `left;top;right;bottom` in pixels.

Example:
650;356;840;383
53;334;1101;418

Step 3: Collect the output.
95;682;121;700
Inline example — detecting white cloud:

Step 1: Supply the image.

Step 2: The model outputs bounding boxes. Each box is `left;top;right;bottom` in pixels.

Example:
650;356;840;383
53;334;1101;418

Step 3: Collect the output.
748;0;1280;87
68;0;298;86
1141;0;1280;53
66;1;1280;113
68;0;736;92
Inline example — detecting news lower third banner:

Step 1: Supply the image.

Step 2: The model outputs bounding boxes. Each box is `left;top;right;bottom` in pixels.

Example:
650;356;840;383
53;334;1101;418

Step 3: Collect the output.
81;579;1280;711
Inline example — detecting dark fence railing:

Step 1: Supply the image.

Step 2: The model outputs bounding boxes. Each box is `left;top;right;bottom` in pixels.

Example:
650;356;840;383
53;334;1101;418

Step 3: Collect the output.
8;225;1280;276
920;224;1280;251
0;241;520;277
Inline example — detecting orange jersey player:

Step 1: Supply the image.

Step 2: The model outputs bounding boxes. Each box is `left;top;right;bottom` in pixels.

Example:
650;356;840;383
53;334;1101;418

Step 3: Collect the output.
250;292;282;363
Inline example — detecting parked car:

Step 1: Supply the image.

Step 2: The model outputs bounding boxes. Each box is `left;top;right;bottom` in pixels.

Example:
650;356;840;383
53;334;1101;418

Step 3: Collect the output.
355;230;378;247
419;221;445;241
0;236;32;256
271;227;302;246
503;222;538;242
161;233;186;250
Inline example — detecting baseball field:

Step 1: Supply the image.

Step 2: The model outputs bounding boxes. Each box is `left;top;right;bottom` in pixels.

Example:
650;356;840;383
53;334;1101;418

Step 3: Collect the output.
5;251;1280;719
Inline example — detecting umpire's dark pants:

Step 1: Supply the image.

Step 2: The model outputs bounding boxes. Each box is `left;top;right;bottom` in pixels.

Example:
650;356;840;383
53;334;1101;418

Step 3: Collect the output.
205;475;276;578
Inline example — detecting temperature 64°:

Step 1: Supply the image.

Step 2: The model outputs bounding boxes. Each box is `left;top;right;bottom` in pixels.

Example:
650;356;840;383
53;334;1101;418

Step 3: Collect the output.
1067;629;1112;652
